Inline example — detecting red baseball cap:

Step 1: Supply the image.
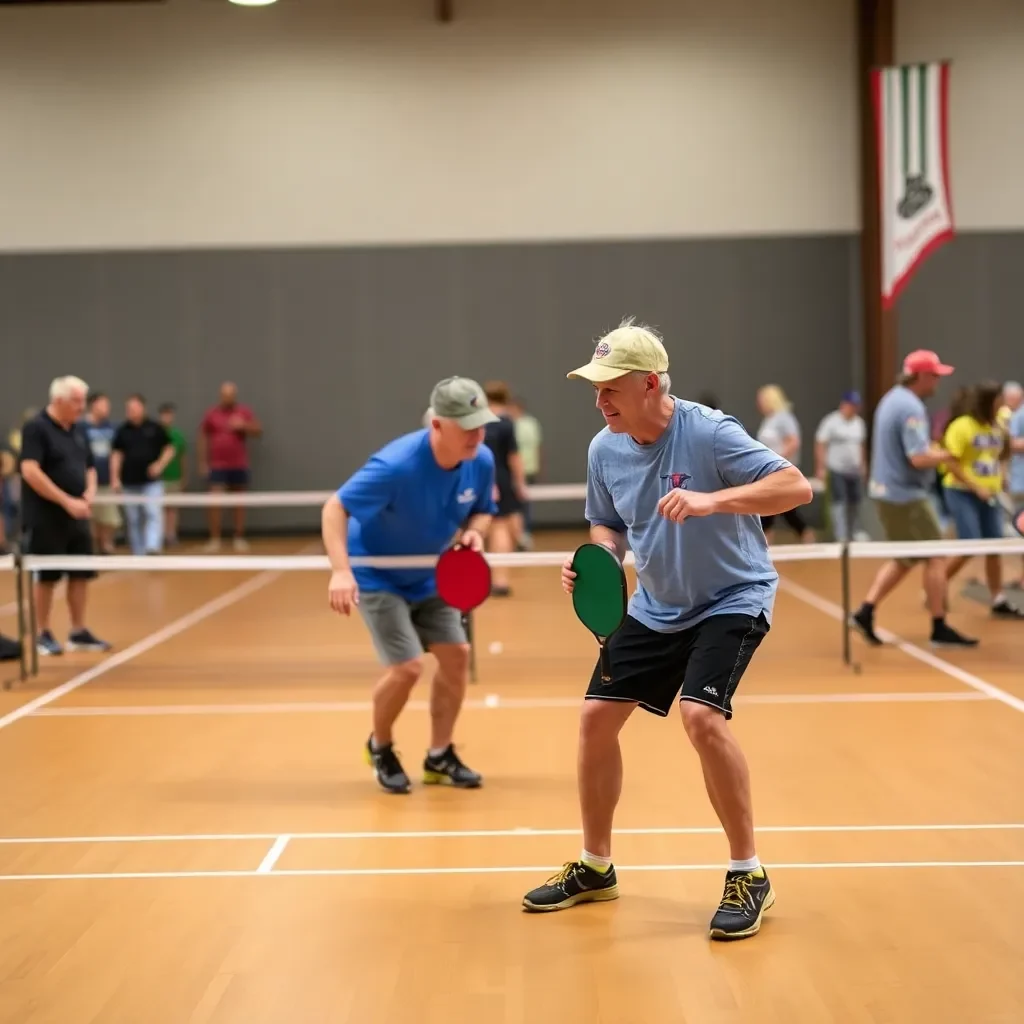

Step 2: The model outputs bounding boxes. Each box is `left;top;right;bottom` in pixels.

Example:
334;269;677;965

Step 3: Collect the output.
902;349;955;376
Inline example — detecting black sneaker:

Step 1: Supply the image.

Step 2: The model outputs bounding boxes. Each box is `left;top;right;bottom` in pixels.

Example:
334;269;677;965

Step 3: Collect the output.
364;737;411;794
522;860;619;912
992;600;1024;619
930;622;980;647
36;630;63;656
66;628;112;653
423;744;482;788
709;868;775;941
850;608;883;645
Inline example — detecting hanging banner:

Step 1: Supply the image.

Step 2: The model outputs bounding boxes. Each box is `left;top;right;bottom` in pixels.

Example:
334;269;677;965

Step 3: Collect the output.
871;61;954;308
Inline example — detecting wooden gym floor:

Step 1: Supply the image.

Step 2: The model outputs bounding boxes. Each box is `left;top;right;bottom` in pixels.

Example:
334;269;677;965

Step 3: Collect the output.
0;531;1022;1023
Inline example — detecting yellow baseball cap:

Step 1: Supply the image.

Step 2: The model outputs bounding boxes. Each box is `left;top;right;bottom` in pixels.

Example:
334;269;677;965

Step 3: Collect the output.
567;322;670;383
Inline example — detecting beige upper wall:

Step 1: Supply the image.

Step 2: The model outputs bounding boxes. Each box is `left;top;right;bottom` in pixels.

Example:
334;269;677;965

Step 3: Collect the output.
0;0;1018;251
0;0;857;250
897;0;1024;231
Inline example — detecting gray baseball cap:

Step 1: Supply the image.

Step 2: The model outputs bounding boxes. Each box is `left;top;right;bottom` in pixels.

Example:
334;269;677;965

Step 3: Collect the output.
427;377;500;430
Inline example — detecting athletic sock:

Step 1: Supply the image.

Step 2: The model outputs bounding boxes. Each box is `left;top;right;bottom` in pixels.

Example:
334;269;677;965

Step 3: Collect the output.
932;616;946;631
581;849;612;874
730;855;762;874
427;746;449;759
859;602;875;618
370;737;390;753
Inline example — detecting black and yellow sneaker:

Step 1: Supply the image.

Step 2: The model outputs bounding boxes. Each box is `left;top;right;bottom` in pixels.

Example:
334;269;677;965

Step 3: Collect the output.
522;860;619;912
708;868;775;940
423;744;482;788
364;737;411;794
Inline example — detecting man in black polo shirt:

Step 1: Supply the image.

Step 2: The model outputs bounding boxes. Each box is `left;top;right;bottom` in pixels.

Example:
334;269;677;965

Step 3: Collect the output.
19;376;111;657
111;394;175;556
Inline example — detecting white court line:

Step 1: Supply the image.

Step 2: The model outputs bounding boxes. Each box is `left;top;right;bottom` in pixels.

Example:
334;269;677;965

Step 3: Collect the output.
27;690;991;718
0;822;1020;845
0;859;1021;883
0;563;298;733
256;835;291;873
778;576;1024;716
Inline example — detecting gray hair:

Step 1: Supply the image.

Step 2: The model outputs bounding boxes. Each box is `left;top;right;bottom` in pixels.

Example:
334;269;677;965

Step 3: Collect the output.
49;375;89;401
630;369;672;394
1005;380;1023;397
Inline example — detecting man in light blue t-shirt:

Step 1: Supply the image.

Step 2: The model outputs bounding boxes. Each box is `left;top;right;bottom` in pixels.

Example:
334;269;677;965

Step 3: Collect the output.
521;319;813;944
850;349;979;649
322;377;498;796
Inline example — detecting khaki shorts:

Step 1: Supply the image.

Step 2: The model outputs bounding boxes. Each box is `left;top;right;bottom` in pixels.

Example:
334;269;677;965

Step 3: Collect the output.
92;486;122;529
874;497;942;567
163;479;184;494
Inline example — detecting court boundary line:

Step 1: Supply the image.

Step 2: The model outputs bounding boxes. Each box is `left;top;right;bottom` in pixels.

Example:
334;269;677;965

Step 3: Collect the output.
778;577;1024;715
23;690;991;718
0;859;1021;883
1;822;1021;845
0;566;293;732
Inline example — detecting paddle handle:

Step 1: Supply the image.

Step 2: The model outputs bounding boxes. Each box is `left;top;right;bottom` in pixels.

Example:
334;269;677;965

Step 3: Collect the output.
598;637;611;683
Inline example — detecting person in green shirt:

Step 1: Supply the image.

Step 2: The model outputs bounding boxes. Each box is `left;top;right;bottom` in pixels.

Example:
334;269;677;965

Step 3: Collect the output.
159;402;188;546
508;396;542;547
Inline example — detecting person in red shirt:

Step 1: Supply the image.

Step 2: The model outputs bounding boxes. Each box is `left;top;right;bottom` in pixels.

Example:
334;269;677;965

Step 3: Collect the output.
197;382;262;552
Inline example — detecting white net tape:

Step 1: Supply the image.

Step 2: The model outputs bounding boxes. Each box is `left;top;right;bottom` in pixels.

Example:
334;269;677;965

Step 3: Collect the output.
11;538;1024;573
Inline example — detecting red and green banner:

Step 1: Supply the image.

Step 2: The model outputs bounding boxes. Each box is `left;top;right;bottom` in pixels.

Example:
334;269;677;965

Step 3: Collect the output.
871;61;954;308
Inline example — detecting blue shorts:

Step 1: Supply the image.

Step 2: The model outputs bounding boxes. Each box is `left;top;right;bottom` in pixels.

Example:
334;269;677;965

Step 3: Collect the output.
209;468;250;488
944;488;1002;540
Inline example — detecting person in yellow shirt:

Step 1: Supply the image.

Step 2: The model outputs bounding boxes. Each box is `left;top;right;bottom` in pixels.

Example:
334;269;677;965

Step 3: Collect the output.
942;381;1022;617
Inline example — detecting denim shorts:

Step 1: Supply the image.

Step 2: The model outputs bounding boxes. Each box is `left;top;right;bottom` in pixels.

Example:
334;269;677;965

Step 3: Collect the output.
944;488;1003;540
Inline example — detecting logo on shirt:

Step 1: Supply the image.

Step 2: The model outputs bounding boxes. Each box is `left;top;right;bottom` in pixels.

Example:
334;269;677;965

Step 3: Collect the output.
660;472;691;491
594;341;611;358
456;488;477;504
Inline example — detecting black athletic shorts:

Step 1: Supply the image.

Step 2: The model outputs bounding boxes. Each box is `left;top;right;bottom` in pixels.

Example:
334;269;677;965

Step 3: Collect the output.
585;611;770;720
25;516;97;584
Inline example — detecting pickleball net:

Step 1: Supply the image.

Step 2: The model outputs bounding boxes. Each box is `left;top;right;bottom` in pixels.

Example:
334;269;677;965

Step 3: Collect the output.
2;484;1024;686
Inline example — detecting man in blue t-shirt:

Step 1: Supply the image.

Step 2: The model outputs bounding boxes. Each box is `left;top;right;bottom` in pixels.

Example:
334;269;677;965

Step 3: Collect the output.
850;350;979;648
322;377;498;795
521;319;813;942
79;392;122;554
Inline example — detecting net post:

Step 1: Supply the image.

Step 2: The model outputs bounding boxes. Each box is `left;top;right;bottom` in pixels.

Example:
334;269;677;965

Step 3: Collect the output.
840;540;852;666
14;540;27;686
27;562;38;678
466;612;477;683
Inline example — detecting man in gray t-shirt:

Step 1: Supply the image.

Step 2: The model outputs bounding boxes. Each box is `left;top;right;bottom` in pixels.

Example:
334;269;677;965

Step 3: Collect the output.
851;350;980;649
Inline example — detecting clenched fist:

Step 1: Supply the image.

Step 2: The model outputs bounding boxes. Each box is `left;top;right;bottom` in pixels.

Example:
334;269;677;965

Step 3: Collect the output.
657;488;719;524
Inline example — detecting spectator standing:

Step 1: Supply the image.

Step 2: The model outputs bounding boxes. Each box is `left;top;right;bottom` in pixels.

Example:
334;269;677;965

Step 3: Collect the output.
507;395;542;547
814;391;867;541
755;385;815;543
80;392;121;554
159;403;188;546
198;382;262;552
19;376;110;656
111;395;175;556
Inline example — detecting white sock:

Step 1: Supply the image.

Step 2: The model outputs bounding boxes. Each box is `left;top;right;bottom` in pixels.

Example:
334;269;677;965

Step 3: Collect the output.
993;592;1006;605
581;849;612;873
428;746;449;758
729;855;761;873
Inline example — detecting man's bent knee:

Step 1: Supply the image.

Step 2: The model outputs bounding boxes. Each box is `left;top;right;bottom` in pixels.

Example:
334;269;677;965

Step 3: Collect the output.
680;700;728;747
430;642;470;682
385;657;424;688
579;697;635;741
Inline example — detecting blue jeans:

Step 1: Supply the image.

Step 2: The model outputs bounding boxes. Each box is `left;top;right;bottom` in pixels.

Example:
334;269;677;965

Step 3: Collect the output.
123;480;164;555
944;487;1002;540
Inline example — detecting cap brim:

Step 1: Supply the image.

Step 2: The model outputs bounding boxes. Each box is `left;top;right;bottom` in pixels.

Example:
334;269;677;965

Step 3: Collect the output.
453;408;500;429
566;362;631;383
935;364;955;376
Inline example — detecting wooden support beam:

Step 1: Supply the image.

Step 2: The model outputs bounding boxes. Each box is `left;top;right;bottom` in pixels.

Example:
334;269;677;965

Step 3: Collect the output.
857;0;896;425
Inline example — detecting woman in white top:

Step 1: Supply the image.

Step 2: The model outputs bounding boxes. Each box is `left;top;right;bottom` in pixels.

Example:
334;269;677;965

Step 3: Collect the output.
755;385;814;543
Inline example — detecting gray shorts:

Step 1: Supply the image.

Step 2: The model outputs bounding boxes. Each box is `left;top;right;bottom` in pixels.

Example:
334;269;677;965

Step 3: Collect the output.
358;590;467;666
